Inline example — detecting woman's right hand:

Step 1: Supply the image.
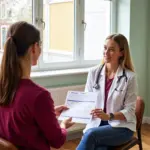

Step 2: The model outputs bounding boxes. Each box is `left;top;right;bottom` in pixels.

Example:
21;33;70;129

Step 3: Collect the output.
60;117;75;129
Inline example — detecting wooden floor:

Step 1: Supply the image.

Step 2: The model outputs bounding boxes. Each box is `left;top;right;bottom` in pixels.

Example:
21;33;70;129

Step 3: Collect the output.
52;124;150;150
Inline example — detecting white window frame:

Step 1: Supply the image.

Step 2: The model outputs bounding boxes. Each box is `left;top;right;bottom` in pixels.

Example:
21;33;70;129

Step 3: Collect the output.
33;0;117;71
0;3;7;19
0;25;9;51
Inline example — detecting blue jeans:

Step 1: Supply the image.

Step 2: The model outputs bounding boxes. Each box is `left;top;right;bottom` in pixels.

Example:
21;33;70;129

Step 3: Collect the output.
76;121;134;150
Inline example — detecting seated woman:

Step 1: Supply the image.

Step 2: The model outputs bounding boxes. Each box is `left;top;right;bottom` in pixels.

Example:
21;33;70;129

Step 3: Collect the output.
77;34;137;150
0;21;74;150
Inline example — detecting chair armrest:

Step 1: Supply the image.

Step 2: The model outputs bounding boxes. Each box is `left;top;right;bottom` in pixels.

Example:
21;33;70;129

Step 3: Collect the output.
0;138;18;150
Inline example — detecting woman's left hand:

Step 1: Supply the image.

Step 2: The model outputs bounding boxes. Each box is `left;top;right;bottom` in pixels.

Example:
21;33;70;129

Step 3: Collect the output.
91;109;110;121
55;105;69;116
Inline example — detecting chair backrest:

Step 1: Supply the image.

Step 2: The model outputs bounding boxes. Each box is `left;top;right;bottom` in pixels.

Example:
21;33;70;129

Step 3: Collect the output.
0;138;18;150
135;96;145;130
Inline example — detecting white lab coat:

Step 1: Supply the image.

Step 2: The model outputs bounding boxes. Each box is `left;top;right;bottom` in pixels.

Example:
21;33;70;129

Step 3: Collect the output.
83;64;137;133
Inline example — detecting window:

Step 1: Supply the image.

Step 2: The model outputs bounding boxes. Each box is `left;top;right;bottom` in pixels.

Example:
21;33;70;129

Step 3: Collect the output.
0;0;32;63
0;25;8;61
42;0;74;64
0;0;116;71
84;0;111;60
0;25;8;50
1;4;6;19
40;0;116;71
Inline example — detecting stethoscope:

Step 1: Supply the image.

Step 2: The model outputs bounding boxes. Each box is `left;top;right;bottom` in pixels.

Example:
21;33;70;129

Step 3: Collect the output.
93;64;128;90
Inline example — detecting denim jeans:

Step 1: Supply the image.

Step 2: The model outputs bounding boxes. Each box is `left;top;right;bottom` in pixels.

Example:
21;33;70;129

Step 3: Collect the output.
76;121;134;150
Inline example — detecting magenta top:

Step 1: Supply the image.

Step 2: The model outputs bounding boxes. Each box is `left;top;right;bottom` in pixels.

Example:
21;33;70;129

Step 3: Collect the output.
104;78;114;113
0;79;67;150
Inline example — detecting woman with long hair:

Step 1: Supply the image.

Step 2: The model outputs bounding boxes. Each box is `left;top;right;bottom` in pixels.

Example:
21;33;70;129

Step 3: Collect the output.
0;21;74;150
77;34;137;150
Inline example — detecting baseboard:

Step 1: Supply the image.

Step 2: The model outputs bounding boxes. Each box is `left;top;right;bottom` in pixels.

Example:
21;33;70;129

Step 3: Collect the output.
143;116;150;124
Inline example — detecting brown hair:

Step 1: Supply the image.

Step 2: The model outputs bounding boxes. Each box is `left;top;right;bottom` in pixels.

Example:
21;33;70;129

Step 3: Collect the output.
0;21;40;106
106;33;134;72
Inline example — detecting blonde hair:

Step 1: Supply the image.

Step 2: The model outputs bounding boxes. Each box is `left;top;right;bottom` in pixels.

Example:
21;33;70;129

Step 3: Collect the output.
105;33;135;72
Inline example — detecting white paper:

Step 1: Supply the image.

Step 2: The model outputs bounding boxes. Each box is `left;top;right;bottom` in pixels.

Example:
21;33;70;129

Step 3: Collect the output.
58;91;98;124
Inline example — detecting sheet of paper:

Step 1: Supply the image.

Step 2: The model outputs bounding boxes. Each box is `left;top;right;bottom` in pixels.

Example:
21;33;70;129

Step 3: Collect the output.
58;91;98;124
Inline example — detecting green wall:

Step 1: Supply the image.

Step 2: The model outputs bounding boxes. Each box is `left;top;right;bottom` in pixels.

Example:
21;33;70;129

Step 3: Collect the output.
129;0;149;116
116;0;149;116
32;73;87;88
147;0;150;117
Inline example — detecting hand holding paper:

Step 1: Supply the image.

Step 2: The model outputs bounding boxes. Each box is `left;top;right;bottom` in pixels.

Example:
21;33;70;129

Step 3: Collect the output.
55;105;69;116
59;91;98;124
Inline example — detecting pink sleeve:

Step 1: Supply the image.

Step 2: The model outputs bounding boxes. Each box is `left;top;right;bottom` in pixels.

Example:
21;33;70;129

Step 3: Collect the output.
33;91;67;149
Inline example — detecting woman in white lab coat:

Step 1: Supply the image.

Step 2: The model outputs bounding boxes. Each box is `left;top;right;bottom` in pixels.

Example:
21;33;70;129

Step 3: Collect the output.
77;34;137;150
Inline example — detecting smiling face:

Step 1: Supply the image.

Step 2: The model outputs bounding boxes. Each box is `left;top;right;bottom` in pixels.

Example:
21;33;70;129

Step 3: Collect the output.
103;39;123;65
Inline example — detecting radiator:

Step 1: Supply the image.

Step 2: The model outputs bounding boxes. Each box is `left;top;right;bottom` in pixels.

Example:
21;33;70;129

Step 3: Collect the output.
48;84;85;106
48;84;86;137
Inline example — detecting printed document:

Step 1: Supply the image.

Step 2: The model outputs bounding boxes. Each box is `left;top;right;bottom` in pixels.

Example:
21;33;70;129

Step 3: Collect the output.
58;91;98;124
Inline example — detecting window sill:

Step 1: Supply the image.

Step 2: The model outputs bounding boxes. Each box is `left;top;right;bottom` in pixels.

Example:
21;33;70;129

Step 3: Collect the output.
31;67;90;79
